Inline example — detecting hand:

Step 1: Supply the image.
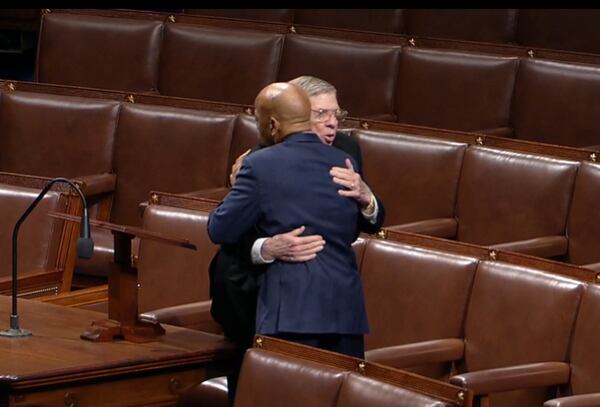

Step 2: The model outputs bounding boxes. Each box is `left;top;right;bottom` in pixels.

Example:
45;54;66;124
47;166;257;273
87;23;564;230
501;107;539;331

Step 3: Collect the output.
229;149;251;186
330;158;373;208
262;226;325;262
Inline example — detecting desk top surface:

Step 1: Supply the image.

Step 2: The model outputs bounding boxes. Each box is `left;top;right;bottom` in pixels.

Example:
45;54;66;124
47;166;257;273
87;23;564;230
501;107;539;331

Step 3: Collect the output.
0;296;234;389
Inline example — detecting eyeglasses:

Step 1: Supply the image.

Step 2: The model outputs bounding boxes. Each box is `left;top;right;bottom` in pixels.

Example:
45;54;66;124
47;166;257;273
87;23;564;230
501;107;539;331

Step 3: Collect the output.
311;108;348;122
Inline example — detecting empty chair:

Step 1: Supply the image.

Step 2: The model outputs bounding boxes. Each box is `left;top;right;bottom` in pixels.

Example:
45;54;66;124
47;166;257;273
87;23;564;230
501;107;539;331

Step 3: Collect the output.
448;261;582;406
564;162;600;269
76;104;235;283
0;91;118;184
277;34;401;120
405;9;518;43
0;174;81;296
395;48;518;134
158;23;283;105
512;58;600;147
362;239;478;379
455;146;578;257
137;194;220;333
228;336;469;407
517;9;600;54
294;9;404;33
544;284;600;406
37;13;162;92
353;130;466;235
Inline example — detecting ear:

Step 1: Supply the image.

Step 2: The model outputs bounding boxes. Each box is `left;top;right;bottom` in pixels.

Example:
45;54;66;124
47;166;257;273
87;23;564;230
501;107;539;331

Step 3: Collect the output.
270;117;280;136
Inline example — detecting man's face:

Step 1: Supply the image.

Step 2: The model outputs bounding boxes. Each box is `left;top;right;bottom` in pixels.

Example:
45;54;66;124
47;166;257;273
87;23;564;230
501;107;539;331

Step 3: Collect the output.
309;92;340;145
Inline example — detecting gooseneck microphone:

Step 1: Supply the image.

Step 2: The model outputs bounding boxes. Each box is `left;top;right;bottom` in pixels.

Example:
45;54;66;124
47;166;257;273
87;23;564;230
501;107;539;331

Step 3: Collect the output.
0;177;94;338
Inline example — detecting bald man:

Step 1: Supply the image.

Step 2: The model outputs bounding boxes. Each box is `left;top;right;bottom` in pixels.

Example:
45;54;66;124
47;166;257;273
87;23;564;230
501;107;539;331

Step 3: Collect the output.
208;83;369;358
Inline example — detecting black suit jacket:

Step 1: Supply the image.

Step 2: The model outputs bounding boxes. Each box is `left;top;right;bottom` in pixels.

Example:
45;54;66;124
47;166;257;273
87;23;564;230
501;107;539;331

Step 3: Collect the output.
209;131;385;346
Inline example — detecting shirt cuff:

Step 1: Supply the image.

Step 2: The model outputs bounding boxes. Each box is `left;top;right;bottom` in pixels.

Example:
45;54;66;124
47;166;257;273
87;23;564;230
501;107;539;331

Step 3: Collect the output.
361;194;379;225
251;237;275;265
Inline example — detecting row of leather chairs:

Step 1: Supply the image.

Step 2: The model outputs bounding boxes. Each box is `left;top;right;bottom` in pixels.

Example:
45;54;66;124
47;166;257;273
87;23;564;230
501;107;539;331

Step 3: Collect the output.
36;9;600;147
80;193;599;407
355;129;600;268
184;9;600;55
187;335;470;407
1;81;599;287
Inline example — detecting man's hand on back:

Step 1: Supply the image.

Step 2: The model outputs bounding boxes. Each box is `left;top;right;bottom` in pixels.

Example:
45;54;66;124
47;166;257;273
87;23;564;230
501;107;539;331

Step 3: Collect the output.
262;226;325;262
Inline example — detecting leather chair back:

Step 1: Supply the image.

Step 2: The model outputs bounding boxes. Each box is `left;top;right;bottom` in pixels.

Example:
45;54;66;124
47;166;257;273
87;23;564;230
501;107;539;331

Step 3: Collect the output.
0;184;66;278
456;146;578;245
277;35;401;121
37;13;162;92
462;261;584;406
517;9;600;54
137;204;217;313
0;92;119;178
353;130;466;226
395;48;518;132
512;59;600;147
112;104;235;226
566;162;600;265
158;24;283;105
568;284;600;395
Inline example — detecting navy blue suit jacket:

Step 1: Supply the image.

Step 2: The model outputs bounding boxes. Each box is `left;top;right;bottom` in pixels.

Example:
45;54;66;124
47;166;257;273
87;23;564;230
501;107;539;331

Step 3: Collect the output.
208;132;369;335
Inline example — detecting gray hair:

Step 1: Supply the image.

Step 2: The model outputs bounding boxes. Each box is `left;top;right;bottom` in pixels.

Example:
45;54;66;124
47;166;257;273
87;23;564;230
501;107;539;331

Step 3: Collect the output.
288;75;337;97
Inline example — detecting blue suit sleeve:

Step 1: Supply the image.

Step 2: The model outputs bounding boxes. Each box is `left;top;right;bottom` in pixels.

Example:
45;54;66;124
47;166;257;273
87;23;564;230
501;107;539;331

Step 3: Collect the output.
208;159;262;245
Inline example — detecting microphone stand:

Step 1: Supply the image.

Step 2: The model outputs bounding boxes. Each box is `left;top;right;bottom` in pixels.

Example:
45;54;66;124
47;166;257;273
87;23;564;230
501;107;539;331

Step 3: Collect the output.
0;178;93;338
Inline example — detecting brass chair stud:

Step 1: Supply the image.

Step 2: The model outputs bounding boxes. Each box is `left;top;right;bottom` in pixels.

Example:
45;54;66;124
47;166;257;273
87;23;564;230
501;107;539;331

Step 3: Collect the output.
289;25;297;33
255;336;264;348
126;94;135;104
357;361;366;374
590;152;597;162
360;121;370;130
527;49;535;58
168;15;176;23
488;250;498;260
150;193;159;205
475;136;484;145
244;107;254;116
408;38;416;47
376;229;388;239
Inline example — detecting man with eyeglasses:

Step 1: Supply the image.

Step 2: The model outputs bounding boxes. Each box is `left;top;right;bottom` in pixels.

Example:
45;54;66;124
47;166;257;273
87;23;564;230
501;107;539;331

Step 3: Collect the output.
207;76;385;406
209;82;370;406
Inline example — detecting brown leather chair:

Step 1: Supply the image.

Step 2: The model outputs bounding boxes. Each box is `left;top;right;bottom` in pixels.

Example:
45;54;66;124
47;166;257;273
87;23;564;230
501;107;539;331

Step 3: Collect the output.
544;284;600;406
37;13;162;92
0;91;118;188
517;9;600;54
0;174;82;296
293;9;404;33
512;58;600;147
228;336;469;407
277;34;401;121
158;24;283;105
455;146;578;257
362;239;477;379
76;104;235;282
564;162;600;270
405;9;518;43
353;129;466;235
447;261;582;406
395;48;518;135
137;195;220;334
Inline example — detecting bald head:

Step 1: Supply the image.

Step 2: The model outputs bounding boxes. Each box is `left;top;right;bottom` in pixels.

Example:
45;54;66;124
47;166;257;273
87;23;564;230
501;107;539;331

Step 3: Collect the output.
254;82;312;145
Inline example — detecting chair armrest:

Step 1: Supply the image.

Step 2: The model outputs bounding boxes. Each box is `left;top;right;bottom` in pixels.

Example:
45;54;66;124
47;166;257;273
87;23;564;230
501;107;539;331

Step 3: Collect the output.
545;394;600;407
365;338;464;369
476;126;515;137
490;235;568;258
582;261;600;272
385;218;457;239
449;362;570;395
75;173;117;196
140;301;223;334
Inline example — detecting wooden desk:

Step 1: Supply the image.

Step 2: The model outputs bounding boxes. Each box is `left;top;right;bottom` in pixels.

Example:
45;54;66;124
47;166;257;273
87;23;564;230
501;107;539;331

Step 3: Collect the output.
0;296;235;406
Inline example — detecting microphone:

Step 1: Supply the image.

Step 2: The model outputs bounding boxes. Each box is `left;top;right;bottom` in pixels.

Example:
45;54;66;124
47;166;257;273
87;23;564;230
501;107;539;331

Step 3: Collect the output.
0;177;94;337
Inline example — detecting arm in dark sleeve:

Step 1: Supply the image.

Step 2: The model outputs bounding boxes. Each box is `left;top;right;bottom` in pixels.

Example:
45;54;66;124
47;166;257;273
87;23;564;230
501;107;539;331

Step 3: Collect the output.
208;159;262;245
